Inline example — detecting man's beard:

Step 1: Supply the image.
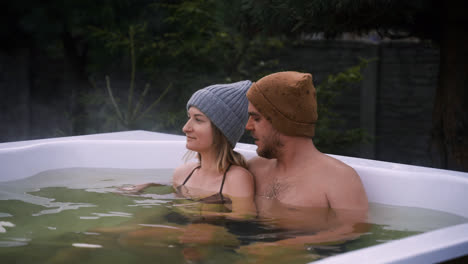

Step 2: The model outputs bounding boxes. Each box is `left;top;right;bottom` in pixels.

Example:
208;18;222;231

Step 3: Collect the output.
257;131;283;159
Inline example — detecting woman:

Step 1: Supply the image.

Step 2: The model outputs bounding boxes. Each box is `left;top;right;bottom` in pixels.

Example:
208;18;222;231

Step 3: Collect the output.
126;80;256;218
172;80;256;218
92;82;255;261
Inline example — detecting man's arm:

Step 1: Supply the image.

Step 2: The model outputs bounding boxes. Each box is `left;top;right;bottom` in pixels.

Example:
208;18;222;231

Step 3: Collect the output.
237;206;371;255
327;166;369;211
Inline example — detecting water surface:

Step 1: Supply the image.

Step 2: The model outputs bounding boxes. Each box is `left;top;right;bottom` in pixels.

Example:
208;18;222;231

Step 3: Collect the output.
0;168;466;263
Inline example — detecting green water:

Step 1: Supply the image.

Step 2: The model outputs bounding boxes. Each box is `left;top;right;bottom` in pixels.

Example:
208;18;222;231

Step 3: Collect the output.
0;168;467;264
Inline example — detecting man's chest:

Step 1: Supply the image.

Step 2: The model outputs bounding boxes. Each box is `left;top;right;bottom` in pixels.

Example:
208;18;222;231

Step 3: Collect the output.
256;174;329;207
259;176;289;199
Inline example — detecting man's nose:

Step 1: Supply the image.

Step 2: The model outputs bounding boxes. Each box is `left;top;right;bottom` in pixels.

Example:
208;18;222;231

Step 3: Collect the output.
245;117;253;131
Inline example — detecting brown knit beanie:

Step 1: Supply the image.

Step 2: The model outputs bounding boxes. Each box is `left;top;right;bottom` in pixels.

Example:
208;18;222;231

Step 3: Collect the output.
247;71;318;137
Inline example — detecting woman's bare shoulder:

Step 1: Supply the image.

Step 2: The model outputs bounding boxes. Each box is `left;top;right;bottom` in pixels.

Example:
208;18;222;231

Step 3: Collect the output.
229;165;254;179
224;165;255;197
172;162;199;186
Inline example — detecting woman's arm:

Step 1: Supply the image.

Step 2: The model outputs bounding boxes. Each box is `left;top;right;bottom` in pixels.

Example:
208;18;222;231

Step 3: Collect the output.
119;183;163;193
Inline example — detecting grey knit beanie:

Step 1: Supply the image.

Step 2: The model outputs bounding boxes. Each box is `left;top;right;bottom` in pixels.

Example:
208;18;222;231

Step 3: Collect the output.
187;80;252;147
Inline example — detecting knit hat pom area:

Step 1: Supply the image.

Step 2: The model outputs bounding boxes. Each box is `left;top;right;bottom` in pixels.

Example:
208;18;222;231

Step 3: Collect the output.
187;80;252;147
246;71;318;137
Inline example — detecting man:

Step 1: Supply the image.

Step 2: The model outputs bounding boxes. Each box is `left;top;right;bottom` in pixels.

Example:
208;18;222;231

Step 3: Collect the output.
238;71;370;255
245;71;368;210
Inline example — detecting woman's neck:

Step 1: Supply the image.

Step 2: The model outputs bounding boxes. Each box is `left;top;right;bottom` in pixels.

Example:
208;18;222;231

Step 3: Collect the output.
198;149;219;173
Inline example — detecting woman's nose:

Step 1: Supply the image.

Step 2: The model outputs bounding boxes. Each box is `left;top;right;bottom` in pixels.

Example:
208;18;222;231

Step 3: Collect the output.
182;119;191;133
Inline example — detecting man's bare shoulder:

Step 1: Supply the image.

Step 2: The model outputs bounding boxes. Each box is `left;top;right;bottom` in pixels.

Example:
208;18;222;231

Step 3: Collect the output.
301;154;361;191
323;154;360;180
319;154;368;210
247;156;273;169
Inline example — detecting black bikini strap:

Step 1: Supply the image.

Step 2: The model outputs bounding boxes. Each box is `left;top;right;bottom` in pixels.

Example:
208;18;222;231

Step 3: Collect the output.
219;164;232;202
182;165;201;186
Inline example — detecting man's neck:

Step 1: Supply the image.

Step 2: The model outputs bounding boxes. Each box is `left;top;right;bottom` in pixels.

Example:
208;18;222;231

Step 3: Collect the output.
274;137;320;172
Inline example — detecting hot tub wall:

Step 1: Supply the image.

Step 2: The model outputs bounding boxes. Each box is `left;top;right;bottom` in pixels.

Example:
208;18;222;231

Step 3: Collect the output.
1;134;468;218
1;131;468;264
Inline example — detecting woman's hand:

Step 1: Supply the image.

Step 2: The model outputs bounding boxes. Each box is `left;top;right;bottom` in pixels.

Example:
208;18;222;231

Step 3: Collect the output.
118;183;163;194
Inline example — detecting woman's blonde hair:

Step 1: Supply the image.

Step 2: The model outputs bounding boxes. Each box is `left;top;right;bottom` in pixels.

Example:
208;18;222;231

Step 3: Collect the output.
184;122;247;173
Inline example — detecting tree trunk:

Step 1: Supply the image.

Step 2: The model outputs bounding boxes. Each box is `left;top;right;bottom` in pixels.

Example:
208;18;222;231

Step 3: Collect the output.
432;1;468;171
61;25;91;135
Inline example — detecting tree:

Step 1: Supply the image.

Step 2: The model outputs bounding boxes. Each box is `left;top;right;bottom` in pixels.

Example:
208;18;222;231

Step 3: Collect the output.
244;0;468;171
1;0;157;135
5;0;442;163
85;0;288;133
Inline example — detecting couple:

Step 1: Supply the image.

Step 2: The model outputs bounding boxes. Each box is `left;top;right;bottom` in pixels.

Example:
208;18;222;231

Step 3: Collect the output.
172;71;368;222
126;71;369;251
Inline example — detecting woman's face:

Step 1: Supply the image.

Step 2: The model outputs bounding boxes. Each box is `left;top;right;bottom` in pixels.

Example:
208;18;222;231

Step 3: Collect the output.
182;107;214;153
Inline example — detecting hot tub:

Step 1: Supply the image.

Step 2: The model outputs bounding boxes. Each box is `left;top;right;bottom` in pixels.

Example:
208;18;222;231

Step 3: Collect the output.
1;130;467;263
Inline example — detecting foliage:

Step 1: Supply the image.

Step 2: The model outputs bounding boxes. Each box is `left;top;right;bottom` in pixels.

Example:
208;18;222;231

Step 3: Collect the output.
86;26;171;131
314;59;371;154
3;0;372;155
82;0;286;134
125;1;283;78
240;0;440;42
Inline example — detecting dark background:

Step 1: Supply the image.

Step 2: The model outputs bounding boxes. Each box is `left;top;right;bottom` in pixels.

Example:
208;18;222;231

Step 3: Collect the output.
1;0;467;172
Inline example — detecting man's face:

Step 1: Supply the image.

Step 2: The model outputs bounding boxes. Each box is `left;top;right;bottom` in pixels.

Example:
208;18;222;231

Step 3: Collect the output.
246;102;283;159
